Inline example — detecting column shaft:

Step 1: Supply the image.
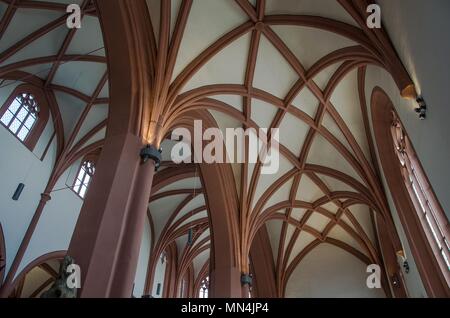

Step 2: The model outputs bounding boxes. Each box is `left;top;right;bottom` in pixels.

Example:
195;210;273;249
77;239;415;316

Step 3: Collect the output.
68;132;156;298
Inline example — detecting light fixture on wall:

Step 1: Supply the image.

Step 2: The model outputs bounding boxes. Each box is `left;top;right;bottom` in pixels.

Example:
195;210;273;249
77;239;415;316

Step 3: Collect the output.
415;96;427;120
12;183;25;201
139;145;162;170
396;250;410;274
187;228;194;246
391;274;400;287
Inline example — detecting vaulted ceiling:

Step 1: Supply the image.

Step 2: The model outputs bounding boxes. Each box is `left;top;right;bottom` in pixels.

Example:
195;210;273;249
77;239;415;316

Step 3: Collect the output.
0;0;410;297
143;0;393;296
148;160;210;295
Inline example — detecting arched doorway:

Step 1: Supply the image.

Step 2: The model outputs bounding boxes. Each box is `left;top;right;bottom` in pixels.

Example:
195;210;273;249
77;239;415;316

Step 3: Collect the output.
7;251;66;298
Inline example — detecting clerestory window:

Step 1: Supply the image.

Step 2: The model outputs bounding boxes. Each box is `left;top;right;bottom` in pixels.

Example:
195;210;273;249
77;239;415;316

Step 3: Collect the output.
1;93;39;142
73;160;96;199
391;113;450;282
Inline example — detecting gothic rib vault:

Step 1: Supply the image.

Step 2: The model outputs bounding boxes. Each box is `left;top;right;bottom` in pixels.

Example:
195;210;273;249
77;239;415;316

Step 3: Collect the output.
0;0;422;298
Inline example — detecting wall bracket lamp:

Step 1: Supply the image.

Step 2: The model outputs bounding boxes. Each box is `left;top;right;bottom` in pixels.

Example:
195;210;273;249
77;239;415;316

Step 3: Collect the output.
241;274;253;286
396;250;410;274
403;260;410;274
187;228;194;246
415;96;427;120
140;145;162;170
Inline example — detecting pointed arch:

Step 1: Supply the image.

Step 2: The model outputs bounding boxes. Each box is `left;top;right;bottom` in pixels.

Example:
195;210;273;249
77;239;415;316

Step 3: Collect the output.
371;86;450;297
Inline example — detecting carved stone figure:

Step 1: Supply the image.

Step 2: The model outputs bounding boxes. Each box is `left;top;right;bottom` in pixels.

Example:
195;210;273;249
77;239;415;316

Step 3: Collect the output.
40;256;77;298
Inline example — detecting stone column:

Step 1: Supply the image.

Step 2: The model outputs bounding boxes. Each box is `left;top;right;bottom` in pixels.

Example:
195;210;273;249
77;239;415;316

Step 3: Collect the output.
209;266;242;298
67;133;160;298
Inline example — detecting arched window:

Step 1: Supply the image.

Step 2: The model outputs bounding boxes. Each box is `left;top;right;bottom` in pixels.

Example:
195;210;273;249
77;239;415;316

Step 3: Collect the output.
0;85;49;151
198;276;209;298
1;93;39;141
372;87;450;296
73;160;96;199
391;113;450;275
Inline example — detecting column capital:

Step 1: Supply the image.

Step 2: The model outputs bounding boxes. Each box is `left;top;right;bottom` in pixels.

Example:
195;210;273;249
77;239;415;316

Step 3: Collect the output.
140;144;162;170
40;193;52;202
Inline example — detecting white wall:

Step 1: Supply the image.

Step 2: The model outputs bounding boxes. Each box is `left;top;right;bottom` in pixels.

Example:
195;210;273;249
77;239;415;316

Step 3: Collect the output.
378;0;450;219
285;244;386;298
0;83;56;277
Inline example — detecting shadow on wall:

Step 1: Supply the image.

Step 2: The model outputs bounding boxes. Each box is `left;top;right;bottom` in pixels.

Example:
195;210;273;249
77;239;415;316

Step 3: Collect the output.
285;244;386;298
